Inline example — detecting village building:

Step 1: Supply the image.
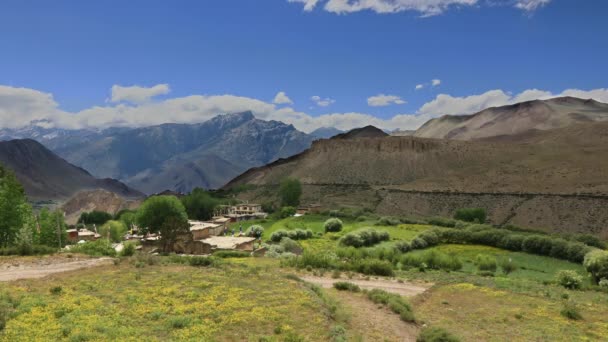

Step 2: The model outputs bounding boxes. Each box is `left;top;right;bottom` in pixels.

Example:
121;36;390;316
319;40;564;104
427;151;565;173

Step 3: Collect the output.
188;220;223;240
215;203;267;222
67;229;101;243
296;204;322;216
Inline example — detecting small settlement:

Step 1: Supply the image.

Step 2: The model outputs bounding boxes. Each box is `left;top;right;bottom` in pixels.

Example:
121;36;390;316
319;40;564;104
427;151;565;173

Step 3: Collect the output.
155;203;267;255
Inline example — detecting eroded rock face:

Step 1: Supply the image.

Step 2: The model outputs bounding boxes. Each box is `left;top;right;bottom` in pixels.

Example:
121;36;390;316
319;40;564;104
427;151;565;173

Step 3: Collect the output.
61;189;142;225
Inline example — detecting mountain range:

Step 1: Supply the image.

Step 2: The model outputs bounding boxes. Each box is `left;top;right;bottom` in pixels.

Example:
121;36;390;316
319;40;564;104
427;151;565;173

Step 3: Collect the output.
0;139;143;201
224;97;608;236
1;111;314;195
414;97;608;140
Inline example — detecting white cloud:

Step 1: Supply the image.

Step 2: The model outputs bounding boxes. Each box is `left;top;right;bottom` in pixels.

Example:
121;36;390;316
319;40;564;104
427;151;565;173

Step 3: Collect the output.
367;94;406;107
110;84;170;104
288;0;321;11
1;84;607;135
273;91;293;105
415;84;424;90
515;0;551;12
311;95;336;107
431;79;441;87
288;0;552;16
417;88;608;116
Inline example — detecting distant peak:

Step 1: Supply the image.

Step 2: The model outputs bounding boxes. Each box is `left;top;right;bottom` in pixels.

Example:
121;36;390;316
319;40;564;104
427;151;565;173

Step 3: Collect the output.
332;125;388;140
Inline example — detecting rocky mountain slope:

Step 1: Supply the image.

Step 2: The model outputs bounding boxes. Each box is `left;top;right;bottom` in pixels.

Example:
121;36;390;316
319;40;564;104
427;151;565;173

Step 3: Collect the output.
310;127;344;139
414;97;608;140
225;122;608;236
0;139;143;201
60;189;142;225
9;112;314;194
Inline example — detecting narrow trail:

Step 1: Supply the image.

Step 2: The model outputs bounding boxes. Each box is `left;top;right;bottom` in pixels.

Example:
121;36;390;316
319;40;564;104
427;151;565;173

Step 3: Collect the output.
333;290;419;341
300;275;430;297
0;257;114;281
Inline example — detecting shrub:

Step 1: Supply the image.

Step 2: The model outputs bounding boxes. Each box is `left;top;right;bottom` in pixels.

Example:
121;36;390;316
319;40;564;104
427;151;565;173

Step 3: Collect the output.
556;270;584;290
340;229;389;247
572;234;606;249
188;256;217;267
280;237;302;254
583;250;608;284
417;327;460;342
280;206;297;218
475;255;497;272
427;217;456;228
376;216;400;226
401;250;462;272
598;278;608;288
454;208;486;223
213;250;250;258
169;316;191;329
498;258;518;275
418;231;440;247
366;289;415;322
410;237;428;250
120;242;136;257
270;229;313;242
50;286;63;295
353;259;394;276
333;282;360;292
560;301;582;320
324;218;343;233
245;225;264;238
394;241;411;253
69;239;116;257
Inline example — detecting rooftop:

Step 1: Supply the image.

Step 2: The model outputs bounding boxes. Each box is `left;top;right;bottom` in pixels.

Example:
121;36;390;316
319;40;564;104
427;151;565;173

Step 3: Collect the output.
201;236;256;250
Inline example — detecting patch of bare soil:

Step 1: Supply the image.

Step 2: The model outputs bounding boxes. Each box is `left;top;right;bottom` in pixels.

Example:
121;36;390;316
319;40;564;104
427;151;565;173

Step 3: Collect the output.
0;255;114;281
334;290;419;341
300;275;430;297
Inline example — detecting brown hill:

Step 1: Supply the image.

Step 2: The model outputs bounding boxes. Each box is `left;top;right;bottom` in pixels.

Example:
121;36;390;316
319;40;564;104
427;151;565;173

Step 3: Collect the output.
0;139;144;201
61;189;142;225
332;126;389;140
414;97;608;140
225;122;608;236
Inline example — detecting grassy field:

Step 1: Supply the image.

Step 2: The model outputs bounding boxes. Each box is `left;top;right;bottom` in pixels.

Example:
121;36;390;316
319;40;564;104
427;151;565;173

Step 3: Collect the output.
0;259;338;342
1;214;606;341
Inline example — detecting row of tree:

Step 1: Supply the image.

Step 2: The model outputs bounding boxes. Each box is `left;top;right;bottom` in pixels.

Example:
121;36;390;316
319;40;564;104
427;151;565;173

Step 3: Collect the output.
0;165;68;252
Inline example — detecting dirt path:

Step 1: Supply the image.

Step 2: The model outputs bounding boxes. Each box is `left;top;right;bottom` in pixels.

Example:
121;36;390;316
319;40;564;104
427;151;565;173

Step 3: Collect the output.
0;257;114;281
300;275;430;297
334;290;419;341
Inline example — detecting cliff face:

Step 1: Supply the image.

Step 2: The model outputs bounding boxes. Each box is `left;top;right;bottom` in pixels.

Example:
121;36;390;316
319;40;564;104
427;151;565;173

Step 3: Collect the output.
225;122;608;235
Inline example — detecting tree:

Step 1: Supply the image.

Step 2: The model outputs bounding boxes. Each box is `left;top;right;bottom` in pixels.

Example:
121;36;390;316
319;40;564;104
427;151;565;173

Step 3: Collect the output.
100;220;128;243
0;165;32;247
118;212;137;231
136;196;189;252
38;208;67;248
279;178;302;207
78;210;112;226
180;188;220;221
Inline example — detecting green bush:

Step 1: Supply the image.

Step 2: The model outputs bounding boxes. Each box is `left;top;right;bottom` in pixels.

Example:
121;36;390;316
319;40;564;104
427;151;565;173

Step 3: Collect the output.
188;256;217;267
69;239;116;257
498;258;518;275
395;241;411;253
279;237;302;254
401;250;462;272
270;229;313;242
213;250;250;258
0;245;56;256
410;237;428;250
366;289;415;322
475;254;497;272
583;250;608;284
339;229;389;247
333;282;360;292
353;259;394;276
245;225;264;238
120;242;136;257
560;301;582;320
454;208;486;223
417;327;460;342
280;206;297;218
324;218;343;233
427;217;457;228
556;270;584;290
376;217;400;226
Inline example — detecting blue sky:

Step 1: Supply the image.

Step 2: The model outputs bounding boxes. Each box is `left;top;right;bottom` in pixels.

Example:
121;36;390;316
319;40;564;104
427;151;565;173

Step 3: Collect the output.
0;0;607;132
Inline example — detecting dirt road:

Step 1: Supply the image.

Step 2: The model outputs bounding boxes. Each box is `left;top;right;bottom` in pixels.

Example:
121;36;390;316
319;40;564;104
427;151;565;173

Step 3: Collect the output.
300;275;430;297
0;257;114;281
